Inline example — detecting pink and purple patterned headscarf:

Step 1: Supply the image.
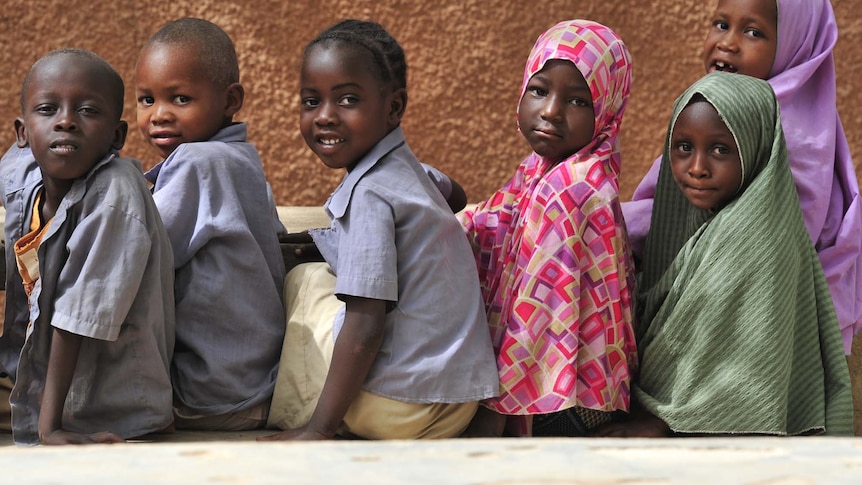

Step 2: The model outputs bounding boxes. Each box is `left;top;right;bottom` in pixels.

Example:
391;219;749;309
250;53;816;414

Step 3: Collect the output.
626;0;861;353
460;20;637;419
518;20;632;178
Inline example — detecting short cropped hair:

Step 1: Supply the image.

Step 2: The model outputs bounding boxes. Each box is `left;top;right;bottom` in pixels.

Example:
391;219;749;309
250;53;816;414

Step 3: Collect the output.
21;48;125;119
145;17;240;88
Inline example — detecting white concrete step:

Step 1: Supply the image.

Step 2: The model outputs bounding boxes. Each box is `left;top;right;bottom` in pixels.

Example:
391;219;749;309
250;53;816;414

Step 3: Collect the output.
1;435;861;483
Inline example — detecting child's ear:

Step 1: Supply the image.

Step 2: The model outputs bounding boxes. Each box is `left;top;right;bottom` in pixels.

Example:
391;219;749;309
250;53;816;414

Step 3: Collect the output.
14;118;28;148
224;82;245;118
111;120;129;151
387;88;407;128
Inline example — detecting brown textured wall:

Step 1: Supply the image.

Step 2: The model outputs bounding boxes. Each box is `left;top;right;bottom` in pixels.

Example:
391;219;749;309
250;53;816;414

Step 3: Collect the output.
1;1;861;432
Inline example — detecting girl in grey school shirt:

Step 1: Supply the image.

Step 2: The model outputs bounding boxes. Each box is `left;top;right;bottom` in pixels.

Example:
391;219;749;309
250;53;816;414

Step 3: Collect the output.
260;20;499;441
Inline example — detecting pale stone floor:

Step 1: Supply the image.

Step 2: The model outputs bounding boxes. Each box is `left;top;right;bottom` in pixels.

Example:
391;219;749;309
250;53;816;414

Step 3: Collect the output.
1;432;861;484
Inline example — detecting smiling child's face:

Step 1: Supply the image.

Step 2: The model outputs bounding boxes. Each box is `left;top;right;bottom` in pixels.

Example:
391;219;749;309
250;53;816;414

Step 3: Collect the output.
299;43;402;171
670;100;743;211
16;55;126;184
135;42;238;160
517;59;595;164
702;0;778;80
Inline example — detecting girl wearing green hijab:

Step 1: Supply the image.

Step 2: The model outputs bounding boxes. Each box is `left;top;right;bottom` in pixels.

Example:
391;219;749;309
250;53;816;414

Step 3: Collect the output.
598;71;852;437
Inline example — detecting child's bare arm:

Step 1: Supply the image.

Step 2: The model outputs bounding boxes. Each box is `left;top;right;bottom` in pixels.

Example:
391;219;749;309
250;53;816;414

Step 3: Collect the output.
278;230;314;244
422;163;467;213
306;297;386;438
38;329;123;445
260;296;387;441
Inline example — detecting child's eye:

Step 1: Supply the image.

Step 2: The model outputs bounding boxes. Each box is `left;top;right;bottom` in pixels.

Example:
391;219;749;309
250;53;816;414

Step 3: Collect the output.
712;145;731;156
712;20;729;31
301;98;320;108
173;95;192;105
137;96;154;107
569;97;590;108
78;106;100;115
744;28;764;39
675;142;693;153
34;104;56;115
338;95;359;106
527;86;548;97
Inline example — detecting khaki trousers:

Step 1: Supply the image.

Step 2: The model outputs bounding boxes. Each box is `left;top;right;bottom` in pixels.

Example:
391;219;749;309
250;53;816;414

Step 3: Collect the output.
267;262;477;439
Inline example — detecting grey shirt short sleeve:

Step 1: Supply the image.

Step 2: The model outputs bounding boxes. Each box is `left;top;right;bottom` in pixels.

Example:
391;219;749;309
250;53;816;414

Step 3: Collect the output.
3;152;175;444
311;128;499;404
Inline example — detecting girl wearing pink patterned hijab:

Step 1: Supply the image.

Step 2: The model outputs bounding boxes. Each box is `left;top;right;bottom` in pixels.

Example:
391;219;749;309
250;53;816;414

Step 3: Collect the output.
624;0;862;354
459;20;637;437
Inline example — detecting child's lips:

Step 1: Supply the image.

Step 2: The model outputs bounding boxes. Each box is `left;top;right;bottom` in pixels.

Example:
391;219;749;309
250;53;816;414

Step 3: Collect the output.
149;131;180;147
710;60;738;73
315;134;345;147
49;139;79;153
533;126;562;139
684;184;715;194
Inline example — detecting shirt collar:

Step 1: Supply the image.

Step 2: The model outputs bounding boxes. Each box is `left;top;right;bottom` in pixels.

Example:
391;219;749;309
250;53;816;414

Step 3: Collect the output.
41;149;124;241
325;127;405;219
144;123;248;185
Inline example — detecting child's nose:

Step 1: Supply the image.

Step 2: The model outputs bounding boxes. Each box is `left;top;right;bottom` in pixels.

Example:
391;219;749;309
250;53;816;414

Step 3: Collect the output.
53;108;78;132
540;97;564;122
688;153;710;178
717;30;740;52
151;102;174;123
314;102;338;125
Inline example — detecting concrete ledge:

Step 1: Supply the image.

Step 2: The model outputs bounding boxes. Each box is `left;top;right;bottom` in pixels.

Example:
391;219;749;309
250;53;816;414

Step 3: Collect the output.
0;206;331;238
0;206;331;289
0;436;861;483
275;206;329;234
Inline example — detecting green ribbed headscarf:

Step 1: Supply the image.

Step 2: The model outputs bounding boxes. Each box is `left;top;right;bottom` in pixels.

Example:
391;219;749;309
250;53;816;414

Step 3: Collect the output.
640;72;780;291
635;72;852;435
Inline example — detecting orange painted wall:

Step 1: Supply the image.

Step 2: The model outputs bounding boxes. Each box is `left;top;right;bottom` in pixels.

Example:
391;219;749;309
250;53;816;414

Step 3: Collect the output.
3;0;859;205
1;0;861;432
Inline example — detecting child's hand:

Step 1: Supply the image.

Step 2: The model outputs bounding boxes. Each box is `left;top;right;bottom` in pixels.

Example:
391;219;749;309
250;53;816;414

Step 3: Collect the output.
279;230;314;244
40;429;124;445
294;243;322;261
256;425;331;441
279;231;324;262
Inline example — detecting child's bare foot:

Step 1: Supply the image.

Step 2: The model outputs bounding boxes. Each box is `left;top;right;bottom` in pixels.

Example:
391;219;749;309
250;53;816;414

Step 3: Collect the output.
40;430;124;445
461;406;506;437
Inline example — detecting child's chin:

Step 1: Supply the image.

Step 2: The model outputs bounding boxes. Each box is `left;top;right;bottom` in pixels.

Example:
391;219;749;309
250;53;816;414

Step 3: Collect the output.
148;141;179;160
687;200;717;212
154;147;176;160
530;147;564;164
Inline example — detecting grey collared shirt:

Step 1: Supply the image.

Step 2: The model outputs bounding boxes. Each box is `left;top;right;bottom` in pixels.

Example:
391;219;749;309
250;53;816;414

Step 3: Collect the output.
1;146;175;444
146;123;286;415
311;127;499;403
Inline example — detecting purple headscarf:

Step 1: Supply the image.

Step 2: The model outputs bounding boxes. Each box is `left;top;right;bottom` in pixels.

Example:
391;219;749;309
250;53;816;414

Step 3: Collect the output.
624;0;862;353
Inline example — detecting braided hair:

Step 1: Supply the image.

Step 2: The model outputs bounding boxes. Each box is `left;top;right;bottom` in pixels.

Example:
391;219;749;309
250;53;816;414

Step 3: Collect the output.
304;19;407;95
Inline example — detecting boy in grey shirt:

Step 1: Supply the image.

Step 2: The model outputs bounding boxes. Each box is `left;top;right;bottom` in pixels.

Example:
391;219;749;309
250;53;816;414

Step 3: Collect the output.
0;49;175;445
135;18;285;430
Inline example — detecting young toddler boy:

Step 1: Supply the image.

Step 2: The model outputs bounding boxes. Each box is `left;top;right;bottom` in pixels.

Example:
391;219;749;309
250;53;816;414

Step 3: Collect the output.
0;49;175;445
135;18;286;430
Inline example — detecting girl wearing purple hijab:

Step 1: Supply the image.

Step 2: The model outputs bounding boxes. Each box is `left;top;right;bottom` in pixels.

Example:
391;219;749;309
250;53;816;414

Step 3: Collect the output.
623;0;861;354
